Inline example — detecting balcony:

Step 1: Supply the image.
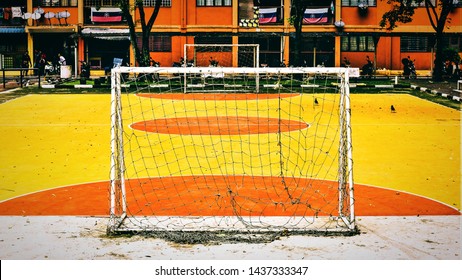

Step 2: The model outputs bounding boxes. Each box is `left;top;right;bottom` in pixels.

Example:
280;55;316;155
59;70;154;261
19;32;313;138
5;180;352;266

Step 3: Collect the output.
302;6;334;25
35;0;78;7
0;7;26;27
238;2;335;28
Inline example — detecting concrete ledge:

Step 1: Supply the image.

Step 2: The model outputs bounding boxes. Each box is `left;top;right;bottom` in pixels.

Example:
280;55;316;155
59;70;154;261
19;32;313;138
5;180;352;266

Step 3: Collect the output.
187;84;205;88
74;84;93;89
224;84;243;88
411;83;461;102
263;84;282;88
375;84;394;89
90;70;106;77
149;84;169;88
346;83;371;88
375;69;432;77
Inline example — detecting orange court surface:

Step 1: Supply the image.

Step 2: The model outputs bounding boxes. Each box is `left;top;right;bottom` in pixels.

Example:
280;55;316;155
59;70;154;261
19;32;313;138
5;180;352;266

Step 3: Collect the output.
0;92;460;260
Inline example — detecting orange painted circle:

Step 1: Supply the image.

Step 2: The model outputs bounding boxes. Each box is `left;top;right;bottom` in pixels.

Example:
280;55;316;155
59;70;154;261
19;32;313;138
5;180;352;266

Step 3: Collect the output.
131;116;309;135
0;176;459;217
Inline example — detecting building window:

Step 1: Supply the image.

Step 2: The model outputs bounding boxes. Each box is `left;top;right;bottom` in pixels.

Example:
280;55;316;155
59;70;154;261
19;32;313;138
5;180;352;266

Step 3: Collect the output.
197;0;232;7
443;36;462;52
137;36;172;52
400;36;430;52
84;0;119;7
341;0;377;6
194;37;233;51
409;0;436;7
341;36;375;51
35;0;78;6
240;36;282;67
142;0;172;6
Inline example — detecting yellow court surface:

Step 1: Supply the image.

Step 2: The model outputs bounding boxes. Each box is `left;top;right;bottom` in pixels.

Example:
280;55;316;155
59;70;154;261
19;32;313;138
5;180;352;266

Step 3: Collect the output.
0;93;460;212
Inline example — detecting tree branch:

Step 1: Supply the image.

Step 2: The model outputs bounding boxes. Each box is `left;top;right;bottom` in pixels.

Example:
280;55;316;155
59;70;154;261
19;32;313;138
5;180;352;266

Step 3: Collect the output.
146;0;162;31
425;0;438;31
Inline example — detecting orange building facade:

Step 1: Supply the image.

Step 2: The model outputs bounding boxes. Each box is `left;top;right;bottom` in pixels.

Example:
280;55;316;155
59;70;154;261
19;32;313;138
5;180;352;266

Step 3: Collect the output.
0;0;461;76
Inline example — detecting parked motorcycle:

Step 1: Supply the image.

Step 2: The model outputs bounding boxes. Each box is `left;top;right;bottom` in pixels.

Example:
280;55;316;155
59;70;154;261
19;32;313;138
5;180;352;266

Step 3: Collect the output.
44;61;56;76
362;56;373;78
209;57;219;67
172;57;194;67
408;59;417;79
402;57;416;79
150;58;160;67
80;61;90;79
362;61;373;78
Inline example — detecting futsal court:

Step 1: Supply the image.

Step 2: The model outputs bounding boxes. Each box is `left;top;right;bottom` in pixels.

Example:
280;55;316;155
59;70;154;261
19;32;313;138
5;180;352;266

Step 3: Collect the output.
0;92;459;219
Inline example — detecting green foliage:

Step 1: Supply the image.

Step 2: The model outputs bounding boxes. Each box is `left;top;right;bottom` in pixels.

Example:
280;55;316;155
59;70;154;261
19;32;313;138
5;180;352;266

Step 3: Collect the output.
118;0;162;67
379;0;420;30
380;0;455;81
287;16;295;26
443;48;461;64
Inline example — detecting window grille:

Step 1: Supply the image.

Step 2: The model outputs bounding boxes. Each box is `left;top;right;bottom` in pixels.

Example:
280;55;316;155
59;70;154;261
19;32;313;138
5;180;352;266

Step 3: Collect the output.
137;36;172;52
341;36;375;52
341;0;376;6
400;36;430;52
142;0;172;6
197;0;232;6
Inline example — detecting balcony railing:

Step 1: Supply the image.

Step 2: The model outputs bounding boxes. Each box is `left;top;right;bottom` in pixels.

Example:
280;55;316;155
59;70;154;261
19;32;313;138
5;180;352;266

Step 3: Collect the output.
257;6;284;25
239;5;334;28
35;0;78;7
303;6;333;25
84;6;126;25
0;7;26;26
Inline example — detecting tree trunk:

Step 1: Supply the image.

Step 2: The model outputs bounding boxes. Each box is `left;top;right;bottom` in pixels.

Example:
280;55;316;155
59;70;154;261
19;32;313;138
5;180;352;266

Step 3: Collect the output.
291;1;307;67
432;31;444;82
426;0;452;82
119;0;161;67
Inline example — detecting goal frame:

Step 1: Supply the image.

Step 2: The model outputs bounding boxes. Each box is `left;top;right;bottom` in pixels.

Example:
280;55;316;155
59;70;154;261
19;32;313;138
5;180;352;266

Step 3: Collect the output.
109;66;355;235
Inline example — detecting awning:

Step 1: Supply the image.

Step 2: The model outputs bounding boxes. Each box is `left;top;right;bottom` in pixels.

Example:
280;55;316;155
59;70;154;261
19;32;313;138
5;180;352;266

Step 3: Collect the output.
27;26;77;33
0;27;25;33
81;28;130;40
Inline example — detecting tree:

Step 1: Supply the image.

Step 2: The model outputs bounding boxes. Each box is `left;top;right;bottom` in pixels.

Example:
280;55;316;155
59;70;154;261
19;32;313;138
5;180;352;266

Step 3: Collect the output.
380;0;456;81
288;0;311;67
119;0;162;67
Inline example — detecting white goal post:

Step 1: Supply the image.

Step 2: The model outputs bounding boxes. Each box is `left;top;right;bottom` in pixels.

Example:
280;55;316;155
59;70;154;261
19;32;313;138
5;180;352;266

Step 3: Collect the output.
109;66;355;240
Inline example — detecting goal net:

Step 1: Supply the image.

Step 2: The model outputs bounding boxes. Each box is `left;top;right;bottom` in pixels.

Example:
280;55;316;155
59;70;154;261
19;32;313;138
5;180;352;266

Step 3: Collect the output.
109;66;356;240
184;44;259;68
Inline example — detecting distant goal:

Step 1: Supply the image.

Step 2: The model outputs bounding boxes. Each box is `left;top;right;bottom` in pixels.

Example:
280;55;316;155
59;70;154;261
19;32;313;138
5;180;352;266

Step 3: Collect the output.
108;66;356;240
184;44;260;68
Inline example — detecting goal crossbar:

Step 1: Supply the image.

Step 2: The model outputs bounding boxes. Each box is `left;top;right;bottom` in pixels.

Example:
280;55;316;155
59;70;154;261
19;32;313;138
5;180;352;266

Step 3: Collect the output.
112;66;353;75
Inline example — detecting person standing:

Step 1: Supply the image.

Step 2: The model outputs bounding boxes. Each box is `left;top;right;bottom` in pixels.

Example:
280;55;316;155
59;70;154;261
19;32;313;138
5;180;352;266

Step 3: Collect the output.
58;53;66;66
33;50;42;75
22;51;32;76
39;52;47;76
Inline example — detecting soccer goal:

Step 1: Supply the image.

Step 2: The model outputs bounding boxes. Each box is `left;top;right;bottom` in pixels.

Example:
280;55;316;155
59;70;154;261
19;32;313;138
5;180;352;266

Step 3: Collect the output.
184;44;260;68
108;66;356;239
